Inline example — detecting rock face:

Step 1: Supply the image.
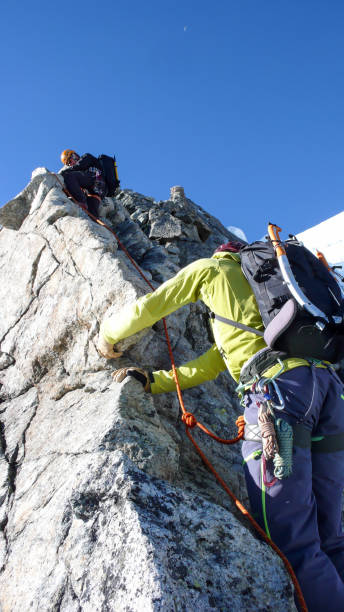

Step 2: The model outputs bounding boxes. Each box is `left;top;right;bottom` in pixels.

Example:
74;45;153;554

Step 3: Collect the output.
0;170;295;611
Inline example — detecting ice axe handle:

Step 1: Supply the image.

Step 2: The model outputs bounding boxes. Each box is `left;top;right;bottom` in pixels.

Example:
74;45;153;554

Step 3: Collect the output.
316;250;331;272
268;223;286;257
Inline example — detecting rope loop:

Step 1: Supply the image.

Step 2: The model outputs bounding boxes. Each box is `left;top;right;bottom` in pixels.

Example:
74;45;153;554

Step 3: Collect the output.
182;412;198;428
235;415;245;437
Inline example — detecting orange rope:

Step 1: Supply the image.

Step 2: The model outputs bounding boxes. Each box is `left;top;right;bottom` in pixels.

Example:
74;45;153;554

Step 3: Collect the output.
54;176;308;611
163;323;307;612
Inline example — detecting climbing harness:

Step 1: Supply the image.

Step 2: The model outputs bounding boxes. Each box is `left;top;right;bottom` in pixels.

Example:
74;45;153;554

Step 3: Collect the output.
53;175;308;612
237;347;287;387
238;354;295;483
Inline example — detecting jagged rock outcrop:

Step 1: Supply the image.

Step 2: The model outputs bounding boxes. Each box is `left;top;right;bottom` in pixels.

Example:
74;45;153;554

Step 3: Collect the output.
0;170;296;611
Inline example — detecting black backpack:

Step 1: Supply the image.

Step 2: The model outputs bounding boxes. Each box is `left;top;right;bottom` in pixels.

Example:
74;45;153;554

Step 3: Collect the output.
239;238;344;363
98;154;120;196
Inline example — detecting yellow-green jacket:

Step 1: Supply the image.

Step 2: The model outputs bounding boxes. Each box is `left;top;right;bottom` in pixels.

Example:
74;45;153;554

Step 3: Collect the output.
101;252;308;393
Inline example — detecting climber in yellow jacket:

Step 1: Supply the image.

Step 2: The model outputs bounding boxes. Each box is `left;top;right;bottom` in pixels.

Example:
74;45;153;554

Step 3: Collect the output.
98;245;306;390
97;240;344;612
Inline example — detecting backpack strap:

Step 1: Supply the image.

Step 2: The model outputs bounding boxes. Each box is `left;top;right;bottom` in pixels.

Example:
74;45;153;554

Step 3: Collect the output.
263;298;298;348
210;312;264;337
212;299;299;350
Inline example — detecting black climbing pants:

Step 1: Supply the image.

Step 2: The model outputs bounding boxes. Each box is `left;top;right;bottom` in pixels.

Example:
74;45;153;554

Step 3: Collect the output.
63;171;106;218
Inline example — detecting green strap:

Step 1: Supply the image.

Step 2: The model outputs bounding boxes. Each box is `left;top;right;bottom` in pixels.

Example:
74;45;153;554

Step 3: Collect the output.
242;449;262;466
312;433;344;453
260;460;271;540
243;451;271;538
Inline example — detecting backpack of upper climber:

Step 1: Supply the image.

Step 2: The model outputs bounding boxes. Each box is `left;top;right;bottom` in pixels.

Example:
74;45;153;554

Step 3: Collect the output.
240;224;344;363
98;154;120;196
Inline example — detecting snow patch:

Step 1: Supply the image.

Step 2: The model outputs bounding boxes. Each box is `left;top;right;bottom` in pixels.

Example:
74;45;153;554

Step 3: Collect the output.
227;226;248;242
297;211;344;283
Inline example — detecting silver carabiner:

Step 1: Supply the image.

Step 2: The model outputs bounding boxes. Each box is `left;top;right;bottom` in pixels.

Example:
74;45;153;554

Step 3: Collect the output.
256;377;269;394
268;379;285;411
255;377;285;411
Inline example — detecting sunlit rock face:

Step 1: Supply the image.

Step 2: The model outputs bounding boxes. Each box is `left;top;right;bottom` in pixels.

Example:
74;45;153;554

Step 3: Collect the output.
0;170;295;611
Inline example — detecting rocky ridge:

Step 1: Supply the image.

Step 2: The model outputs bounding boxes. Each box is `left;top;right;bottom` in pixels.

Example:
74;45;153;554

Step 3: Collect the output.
0;169;295;611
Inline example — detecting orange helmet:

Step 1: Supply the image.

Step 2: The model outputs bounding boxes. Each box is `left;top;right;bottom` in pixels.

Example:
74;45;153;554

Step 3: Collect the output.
61;149;76;165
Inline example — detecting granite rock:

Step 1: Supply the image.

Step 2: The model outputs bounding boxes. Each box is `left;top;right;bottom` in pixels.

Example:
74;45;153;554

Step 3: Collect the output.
0;171;296;611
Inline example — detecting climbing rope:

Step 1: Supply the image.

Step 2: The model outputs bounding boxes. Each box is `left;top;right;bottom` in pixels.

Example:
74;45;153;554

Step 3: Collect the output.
53;175;308;612
273;418;294;479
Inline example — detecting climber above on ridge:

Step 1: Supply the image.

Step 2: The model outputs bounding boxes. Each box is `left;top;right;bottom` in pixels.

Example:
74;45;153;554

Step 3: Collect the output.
60;149;81;167
97;238;344;612
60;149;120;218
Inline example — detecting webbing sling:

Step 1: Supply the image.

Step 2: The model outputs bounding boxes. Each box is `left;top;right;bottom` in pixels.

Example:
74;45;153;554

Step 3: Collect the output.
245;422;311;448
246;424;344;452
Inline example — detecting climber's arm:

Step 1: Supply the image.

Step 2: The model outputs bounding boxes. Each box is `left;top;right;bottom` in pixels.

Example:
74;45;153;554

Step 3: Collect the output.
100;259;215;347
150;343;227;393
111;344;226;392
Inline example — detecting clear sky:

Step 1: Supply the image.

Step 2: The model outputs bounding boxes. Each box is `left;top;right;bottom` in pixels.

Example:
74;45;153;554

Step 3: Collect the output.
1;0;343;241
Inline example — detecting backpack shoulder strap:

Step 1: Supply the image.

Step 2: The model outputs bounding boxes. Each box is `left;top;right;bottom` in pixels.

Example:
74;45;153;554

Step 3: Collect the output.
211;313;264;336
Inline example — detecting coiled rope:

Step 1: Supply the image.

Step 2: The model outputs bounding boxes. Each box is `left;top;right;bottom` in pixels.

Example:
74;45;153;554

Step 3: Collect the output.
274;418;294;479
53;175;307;611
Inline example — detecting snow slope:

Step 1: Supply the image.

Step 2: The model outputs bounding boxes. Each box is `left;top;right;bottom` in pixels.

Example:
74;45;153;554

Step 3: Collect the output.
227;225;248;242
297;211;344;282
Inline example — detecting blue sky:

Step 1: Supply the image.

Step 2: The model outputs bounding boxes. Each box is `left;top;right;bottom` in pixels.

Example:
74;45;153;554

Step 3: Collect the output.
1;0;343;241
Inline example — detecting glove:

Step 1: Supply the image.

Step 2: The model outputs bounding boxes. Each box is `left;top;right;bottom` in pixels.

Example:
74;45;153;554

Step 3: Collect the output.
97;335;123;359
112;367;151;392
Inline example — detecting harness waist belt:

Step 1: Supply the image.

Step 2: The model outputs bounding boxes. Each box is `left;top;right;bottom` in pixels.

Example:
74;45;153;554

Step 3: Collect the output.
244;422;310;447
244;422;344;452
239;347;287;385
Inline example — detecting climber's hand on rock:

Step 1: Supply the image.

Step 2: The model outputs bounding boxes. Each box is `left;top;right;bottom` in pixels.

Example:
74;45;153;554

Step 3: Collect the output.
97;335;123;359
112;367;151;392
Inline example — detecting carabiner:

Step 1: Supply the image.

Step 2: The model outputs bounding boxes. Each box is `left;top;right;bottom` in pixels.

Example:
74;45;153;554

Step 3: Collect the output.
268;379;285;411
